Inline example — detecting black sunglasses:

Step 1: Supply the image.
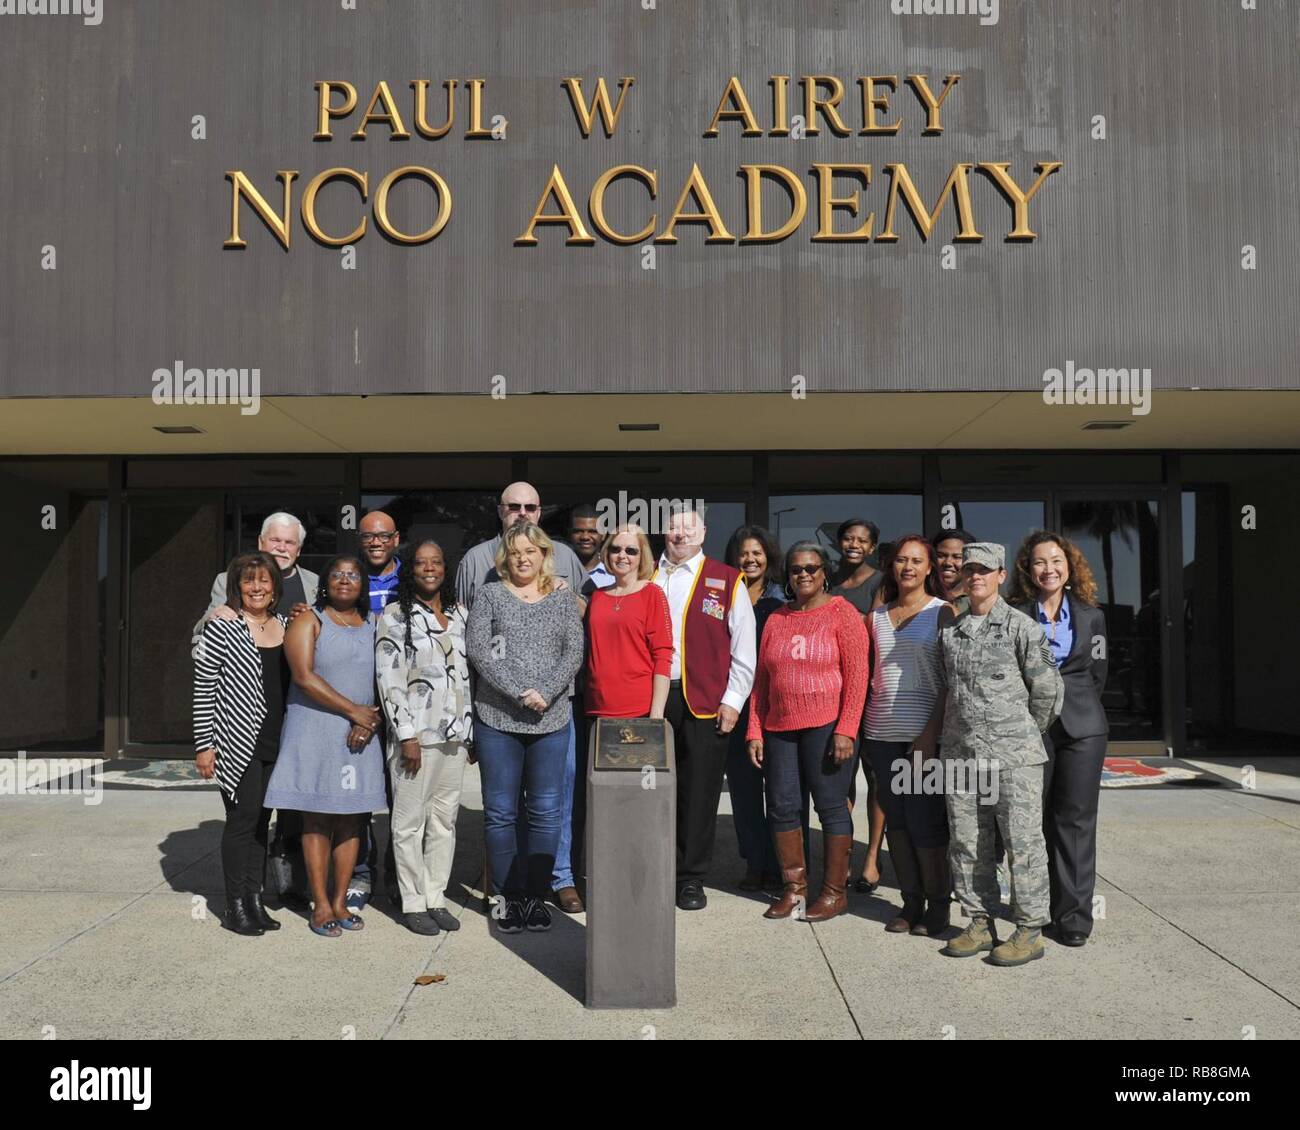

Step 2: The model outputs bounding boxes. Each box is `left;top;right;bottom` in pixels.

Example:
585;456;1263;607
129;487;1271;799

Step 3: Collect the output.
788;564;823;577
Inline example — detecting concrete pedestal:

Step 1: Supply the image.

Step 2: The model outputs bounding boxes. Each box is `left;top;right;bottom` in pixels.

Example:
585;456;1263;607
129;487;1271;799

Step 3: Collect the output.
584;717;676;1010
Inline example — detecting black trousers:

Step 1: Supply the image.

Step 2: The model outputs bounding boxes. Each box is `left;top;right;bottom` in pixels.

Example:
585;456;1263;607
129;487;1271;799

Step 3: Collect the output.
665;683;731;883
221;758;274;899
1042;721;1108;935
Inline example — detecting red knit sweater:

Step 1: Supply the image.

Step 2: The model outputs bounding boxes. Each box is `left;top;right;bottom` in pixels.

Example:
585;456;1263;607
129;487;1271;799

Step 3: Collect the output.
746;596;870;741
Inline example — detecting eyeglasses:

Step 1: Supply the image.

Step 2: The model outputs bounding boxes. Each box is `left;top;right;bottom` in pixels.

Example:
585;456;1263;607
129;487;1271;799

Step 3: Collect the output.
610;545;640;557
788;564;823;577
359;532;397;544
330;570;362;582
504;503;541;514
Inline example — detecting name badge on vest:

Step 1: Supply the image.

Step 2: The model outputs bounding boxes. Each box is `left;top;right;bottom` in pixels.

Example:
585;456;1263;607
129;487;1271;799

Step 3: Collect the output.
701;593;726;621
705;577;726;589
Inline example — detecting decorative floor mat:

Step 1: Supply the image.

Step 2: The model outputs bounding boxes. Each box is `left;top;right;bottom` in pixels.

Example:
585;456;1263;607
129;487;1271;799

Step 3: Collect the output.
98;760;215;789
1100;757;1210;788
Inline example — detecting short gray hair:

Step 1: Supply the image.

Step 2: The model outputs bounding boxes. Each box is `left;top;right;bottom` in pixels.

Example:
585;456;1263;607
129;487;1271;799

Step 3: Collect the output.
260;511;307;546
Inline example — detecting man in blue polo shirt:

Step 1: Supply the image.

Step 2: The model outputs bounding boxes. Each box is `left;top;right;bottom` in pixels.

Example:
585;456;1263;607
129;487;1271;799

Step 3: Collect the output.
349;509;402;911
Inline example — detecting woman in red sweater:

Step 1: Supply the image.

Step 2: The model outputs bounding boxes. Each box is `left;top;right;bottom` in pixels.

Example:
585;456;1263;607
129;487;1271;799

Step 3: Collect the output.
584;524;672;720
747;541;870;922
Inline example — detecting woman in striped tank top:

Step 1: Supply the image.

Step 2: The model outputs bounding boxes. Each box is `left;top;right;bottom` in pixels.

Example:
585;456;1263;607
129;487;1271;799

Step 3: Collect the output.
863;534;955;939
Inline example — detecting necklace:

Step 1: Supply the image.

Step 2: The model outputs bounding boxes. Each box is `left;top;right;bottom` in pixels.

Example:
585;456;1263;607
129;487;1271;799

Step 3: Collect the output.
244;612;273;634
889;594;929;631
609;585;636;611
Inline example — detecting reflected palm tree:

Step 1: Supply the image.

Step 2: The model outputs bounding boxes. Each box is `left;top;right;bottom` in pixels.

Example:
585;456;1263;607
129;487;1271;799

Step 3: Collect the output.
1065;500;1141;609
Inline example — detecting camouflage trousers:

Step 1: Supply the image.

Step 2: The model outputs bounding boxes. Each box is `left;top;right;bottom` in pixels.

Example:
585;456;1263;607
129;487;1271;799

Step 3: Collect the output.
944;763;1050;927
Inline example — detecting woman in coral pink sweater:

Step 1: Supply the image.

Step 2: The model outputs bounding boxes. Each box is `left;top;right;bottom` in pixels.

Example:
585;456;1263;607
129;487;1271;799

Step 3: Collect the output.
747;541;870;922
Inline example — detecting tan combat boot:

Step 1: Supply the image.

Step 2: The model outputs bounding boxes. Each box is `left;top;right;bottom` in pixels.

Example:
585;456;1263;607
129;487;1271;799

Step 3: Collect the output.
989;925;1045;967
939;915;997;958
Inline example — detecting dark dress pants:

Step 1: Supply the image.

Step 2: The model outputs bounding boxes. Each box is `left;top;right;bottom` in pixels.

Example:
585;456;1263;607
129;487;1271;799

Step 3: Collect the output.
665;683;731;884
1042;720;1108;935
221;758;274;899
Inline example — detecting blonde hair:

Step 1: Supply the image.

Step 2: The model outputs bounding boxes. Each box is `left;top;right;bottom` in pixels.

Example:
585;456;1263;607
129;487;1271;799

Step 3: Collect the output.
601;523;654;581
495;522;558;593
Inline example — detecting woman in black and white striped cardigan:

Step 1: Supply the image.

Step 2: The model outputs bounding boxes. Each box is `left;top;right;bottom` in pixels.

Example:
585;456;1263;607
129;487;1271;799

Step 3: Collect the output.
194;551;289;937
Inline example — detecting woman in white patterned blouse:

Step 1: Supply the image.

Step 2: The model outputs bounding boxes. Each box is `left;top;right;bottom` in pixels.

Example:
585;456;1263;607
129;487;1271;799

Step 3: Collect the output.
376;540;473;936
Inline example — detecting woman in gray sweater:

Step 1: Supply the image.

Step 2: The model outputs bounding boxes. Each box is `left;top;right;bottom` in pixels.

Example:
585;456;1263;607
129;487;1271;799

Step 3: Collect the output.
466;523;585;934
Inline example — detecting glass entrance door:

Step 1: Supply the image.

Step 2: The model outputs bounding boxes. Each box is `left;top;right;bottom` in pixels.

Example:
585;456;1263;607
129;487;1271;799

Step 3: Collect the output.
937;494;1049;598
1058;496;1163;743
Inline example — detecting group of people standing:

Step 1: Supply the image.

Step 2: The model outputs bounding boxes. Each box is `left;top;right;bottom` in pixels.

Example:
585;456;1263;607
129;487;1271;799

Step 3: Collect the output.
193;486;1112;967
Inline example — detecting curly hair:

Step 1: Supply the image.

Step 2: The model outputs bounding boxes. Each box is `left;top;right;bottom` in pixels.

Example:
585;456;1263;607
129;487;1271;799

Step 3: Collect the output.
879;534;942;604
1011;530;1099;605
395;540;458;658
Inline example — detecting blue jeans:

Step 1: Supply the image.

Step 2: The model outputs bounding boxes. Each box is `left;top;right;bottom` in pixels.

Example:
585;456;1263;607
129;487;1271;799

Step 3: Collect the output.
764;722;856;837
553;714;578;889
477;719;570;899
513;713;579;891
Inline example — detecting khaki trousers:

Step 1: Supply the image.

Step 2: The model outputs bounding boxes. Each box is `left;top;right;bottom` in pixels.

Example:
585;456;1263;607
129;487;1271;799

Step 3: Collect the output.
388;740;468;914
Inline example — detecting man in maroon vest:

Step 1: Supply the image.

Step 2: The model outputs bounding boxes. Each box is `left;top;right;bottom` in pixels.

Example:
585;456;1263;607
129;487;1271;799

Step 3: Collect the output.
653;508;757;910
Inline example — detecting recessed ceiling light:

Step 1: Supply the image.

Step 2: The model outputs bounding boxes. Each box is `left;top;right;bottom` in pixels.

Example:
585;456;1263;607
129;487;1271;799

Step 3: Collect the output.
618;423;660;432
153;425;206;435
1081;420;1133;431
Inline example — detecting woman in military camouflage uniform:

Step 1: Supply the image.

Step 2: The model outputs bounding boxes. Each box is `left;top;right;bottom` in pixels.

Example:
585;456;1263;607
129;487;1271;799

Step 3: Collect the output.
934;542;1064;967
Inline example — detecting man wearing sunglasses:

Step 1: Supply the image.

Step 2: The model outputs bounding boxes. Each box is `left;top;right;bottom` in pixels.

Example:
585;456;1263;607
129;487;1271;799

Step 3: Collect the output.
456;482;590;912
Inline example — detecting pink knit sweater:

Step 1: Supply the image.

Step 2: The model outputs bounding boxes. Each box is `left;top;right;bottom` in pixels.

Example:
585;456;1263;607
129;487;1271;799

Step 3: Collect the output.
746;596;870;741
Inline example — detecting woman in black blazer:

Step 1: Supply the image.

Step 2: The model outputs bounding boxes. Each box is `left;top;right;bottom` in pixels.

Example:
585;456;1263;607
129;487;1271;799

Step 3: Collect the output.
1013;531;1110;948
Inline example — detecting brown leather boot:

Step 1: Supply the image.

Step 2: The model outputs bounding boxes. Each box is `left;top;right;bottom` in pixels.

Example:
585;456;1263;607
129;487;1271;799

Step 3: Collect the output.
911;845;952;937
804;834;852;922
884;828;925;933
764;829;808;919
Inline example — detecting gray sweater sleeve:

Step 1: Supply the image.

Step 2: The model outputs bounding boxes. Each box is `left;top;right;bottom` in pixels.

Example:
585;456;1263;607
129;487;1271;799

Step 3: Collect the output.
534;591;585;705
466;586;530;701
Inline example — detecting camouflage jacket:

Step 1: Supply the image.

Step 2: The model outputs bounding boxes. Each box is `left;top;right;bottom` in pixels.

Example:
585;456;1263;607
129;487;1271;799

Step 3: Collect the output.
937;596;1064;768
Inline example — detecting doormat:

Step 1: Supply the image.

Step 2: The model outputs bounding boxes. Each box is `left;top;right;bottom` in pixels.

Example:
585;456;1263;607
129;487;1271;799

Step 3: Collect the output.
1100;757;1209;788
98;759;216;790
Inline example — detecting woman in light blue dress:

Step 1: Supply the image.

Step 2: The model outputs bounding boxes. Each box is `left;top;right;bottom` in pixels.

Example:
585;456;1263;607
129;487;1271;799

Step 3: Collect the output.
266;555;386;937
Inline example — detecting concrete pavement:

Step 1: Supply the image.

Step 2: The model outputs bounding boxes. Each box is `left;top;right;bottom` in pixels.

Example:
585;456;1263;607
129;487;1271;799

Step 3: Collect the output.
1;757;1298;1040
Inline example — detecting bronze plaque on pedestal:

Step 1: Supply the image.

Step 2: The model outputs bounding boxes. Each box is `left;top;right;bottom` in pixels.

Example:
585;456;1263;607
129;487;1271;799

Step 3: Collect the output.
592;717;669;771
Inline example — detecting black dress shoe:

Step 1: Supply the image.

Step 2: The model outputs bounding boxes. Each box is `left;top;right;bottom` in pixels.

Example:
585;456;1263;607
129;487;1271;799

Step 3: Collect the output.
246;892;281;931
1059;930;1088;947
676;881;707;911
222;896;264;937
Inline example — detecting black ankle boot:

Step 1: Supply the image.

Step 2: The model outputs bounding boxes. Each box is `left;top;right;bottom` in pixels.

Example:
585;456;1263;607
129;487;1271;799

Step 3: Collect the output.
246;891;280;931
223;895;265;936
